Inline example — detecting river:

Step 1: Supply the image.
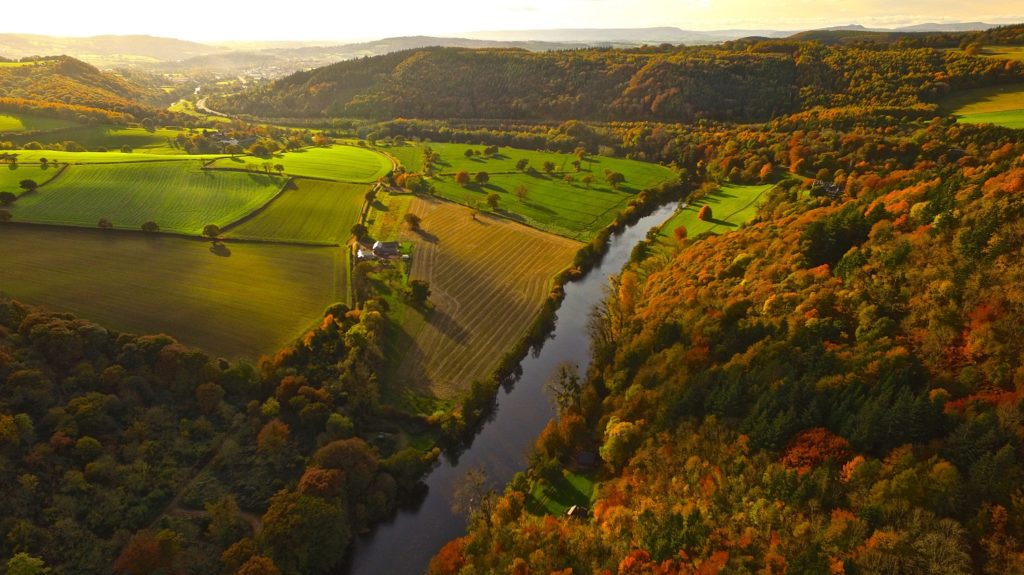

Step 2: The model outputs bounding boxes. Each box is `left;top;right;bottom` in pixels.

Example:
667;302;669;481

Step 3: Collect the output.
342;202;678;575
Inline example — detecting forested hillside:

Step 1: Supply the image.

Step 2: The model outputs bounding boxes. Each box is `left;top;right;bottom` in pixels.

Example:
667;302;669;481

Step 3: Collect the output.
0;298;434;574
433;112;1024;573
216;43;1024;121
0;56;160;123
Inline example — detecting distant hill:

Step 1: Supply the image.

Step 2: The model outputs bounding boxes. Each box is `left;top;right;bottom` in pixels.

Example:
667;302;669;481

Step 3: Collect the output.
0;34;226;67
0;56;161;121
214;42;1024;122
159;36;603;75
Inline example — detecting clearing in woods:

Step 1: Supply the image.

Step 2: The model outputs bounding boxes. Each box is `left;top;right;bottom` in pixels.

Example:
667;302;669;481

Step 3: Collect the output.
656;183;775;250
228;179;368;244
10;162;283;234
388;196;581;400
0;225;343;359
207;145;392;182
942;82;1024;129
386;142;677;240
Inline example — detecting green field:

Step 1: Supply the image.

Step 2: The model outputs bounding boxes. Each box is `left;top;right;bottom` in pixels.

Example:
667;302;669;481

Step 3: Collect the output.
658;183;775;244
430;172;635;240
11;162;283;234
0;164;58;196
943;82;1024;129
9;126;188;154
387;142;676;188
208;145;392;183
957;109;1024;129
526;471;596;516
0;226;343;359
388;142;677;239
0;114;79;133
981;46;1024;62
6;150;226;164
229;179;368;244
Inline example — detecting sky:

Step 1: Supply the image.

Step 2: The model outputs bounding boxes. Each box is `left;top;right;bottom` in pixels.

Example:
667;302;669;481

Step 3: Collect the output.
0;0;1021;42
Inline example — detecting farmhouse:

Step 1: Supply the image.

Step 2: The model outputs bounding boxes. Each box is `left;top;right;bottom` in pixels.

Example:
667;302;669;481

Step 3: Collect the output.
372;241;401;258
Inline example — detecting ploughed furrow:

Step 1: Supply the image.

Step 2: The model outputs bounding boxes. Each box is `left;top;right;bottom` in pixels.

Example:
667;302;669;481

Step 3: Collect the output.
395;197;580;398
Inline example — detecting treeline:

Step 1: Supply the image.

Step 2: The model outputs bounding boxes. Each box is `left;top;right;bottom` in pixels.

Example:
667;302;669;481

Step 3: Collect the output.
216;42;1024;122
433;110;1024;573
0;57;161;124
0;298;435;574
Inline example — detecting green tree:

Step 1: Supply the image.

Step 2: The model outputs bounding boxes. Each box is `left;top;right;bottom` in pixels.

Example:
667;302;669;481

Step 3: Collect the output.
203;224;221;240
259;491;350;575
605;171;625;188
516;158;529;171
515;185;528;202
543;161;556;174
486;193;500;210
474;171;489;185
141;221;160;233
409;280;430;305
404;212;422;230
6;553;49;575
19;179;38;193
0;191;17;205
350;223;368;240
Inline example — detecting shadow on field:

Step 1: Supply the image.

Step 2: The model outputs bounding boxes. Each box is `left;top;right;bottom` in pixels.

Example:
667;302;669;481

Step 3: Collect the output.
707;218;738;228
424;306;471;345
210;243;232;257
413;229;438;244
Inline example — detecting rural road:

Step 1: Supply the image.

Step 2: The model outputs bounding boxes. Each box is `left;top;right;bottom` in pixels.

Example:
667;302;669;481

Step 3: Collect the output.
196;97;230;118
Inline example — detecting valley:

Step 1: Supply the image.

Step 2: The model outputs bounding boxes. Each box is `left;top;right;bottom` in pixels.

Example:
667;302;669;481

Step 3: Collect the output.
1;16;1024;575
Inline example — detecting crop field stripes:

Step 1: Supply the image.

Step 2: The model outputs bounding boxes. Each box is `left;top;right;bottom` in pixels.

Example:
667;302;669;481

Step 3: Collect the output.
394;196;580;398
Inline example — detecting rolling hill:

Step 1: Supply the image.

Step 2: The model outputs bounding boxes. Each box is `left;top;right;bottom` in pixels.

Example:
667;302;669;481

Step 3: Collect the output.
214;42;1024;122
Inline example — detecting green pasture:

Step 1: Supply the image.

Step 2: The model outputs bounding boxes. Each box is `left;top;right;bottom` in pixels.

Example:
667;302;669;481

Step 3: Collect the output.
0;114;80;133
981;46;1024;62
526;471;596;516
0;164;58;196
207;145;392;183
5;149;225;164
11;162;283;234
957;109;1024;129
657;183;774;246
430;172;635;240
8;126;187;153
942;82;1024;128
0;226;342;359
387;142;677;188
229;179;368;244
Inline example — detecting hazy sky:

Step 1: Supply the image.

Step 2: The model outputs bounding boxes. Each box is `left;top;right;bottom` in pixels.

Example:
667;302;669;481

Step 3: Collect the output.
1;0;1021;42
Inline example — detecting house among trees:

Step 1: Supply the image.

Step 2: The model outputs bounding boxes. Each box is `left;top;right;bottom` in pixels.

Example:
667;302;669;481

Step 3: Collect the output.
372;241;401;258
565;505;589;520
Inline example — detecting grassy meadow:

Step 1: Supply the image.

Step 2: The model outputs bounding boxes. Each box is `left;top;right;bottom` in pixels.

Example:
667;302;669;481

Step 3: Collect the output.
0;164;59;196
228;179;368;244
981;46;1024;62
8;126;187;154
0;114;80;133
11;162;283;234
388;142;677;240
0;226;343;359
943;82;1024;129
208;145;392;182
657;183;775;246
388;142;676;186
6;149;226;164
